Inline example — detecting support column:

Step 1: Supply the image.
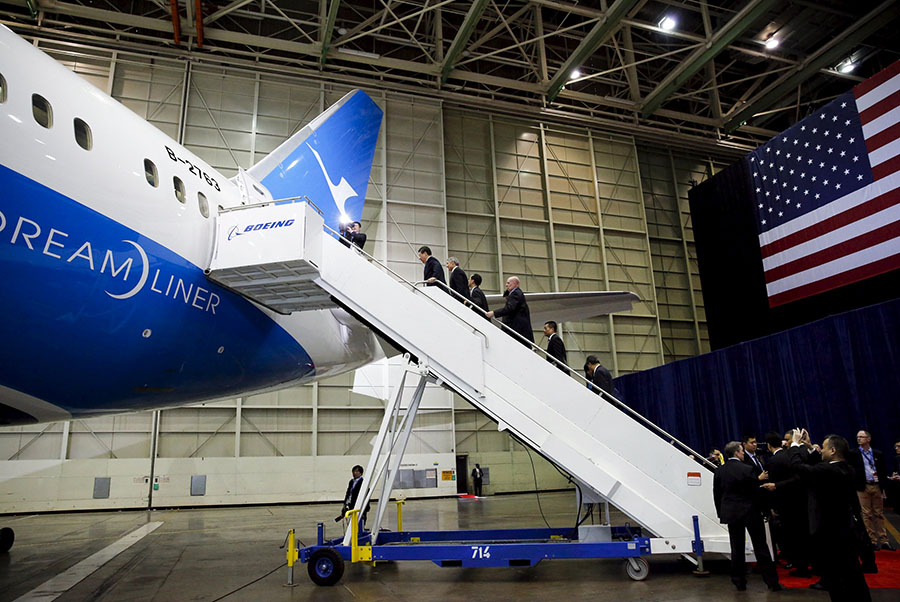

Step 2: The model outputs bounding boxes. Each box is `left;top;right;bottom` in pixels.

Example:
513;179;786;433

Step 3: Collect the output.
538;123;560;293
488;116;504;287
587;131;618;376
631;139;666;366
668;149;703;354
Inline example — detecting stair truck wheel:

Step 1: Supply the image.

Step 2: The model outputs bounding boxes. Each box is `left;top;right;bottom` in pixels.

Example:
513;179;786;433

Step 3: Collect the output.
625;557;649;581
308;548;345;586
0;528;13;553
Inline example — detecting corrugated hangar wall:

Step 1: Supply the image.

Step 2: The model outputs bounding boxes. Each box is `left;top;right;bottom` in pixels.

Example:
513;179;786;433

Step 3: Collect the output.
0;40;730;512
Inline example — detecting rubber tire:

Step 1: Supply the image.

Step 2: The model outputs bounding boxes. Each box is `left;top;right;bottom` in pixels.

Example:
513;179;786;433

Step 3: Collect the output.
625;557;649;581
308;548;345;586
0;528;13;553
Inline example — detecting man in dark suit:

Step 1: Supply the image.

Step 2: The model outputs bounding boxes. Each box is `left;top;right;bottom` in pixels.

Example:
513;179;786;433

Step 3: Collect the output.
543;321;567;372
445;257;469;302
713;441;780;592
761;431;812;576
789;430;872;601
335;464;370;526
851;430;894;550
585;355;612;395
742;434;766;476
468;273;489;315
486;276;533;345
418;246;446;288
339;220;367;250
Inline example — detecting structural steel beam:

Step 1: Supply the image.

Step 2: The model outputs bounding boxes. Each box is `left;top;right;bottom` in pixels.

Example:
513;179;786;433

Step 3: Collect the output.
640;0;777;118
724;0;900;132
320;0;341;64
440;0;489;83
205;0;255;26
545;0;641;102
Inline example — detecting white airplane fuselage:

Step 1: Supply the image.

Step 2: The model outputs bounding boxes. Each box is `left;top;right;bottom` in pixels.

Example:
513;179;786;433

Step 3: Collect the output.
0;26;383;424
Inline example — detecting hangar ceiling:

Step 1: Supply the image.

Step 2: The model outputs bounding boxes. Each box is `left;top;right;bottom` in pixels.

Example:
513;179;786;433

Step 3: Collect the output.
2;0;899;155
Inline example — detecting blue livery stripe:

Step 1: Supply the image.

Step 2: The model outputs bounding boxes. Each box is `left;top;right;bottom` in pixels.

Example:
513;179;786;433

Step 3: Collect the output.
0;163;315;416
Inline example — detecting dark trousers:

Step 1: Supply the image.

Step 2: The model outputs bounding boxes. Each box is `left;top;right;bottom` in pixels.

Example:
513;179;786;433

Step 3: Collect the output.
473;478;482;496
728;515;779;589
817;533;871;602
779;504;811;570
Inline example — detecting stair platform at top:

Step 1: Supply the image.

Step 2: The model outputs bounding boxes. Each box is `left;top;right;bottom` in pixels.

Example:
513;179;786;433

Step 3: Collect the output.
204;200;741;558
206;200;336;313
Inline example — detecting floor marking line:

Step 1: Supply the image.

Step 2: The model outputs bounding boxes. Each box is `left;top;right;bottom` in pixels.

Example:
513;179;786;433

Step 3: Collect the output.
884;513;900;543
14;521;163;602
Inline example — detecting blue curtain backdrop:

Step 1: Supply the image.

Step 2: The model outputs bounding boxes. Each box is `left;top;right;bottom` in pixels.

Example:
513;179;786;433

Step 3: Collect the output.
614;297;900;456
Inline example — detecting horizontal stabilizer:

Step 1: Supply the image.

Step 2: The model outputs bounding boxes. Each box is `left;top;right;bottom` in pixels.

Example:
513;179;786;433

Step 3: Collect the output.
247;90;382;232
485;291;640;324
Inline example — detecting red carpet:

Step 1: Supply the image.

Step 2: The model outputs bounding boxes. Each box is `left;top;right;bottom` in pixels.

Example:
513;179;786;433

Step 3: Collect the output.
776;551;900;589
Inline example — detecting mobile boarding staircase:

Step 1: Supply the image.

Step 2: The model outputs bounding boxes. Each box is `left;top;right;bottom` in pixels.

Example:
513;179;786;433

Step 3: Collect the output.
207;201;747;586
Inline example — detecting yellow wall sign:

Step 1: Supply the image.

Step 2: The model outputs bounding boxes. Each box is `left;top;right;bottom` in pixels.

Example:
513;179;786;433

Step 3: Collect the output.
441;470;455;481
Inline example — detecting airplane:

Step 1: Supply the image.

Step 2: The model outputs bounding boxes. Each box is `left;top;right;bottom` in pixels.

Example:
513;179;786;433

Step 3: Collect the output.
0;24;638;552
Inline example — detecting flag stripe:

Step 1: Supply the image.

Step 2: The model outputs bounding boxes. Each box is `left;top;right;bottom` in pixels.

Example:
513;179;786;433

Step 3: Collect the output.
856;71;900;111
873;154;900;181
858;86;900;125
862;104;900;139
866;121;900;154
854;60;900;97
768;251;900;307
869;138;900;167
759;171;900;253
765;221;900;283
763;201;900;270
766;237;900;296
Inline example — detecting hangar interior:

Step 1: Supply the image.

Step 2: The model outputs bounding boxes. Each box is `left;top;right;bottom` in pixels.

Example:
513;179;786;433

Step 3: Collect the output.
1;0;899;584
0;13;742;512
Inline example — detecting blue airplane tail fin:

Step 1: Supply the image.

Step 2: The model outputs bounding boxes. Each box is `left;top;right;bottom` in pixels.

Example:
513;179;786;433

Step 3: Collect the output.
247;90;382;232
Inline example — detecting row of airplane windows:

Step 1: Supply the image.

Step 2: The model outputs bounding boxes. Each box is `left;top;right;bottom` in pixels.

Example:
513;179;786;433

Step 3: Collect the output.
0;72;210;219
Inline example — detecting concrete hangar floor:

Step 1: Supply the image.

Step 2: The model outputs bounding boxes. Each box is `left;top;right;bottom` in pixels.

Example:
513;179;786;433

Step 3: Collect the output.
1;491;898;602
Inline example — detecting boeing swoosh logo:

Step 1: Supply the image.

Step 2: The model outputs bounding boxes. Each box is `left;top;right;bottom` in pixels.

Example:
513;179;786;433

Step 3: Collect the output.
306;143;357;216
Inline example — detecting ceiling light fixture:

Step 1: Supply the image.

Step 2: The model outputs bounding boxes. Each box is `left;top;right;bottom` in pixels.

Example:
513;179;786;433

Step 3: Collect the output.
839;61;857;73
658;16;676;31
765;37;779;50
571;68;582;80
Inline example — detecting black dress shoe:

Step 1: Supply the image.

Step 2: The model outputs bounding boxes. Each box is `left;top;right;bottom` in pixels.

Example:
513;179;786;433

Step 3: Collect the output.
784;563;794;569
809;581;827;591
769;583;783;592
862;564;878;574
735;583;747;591
789;569;813;578
881;542;896;551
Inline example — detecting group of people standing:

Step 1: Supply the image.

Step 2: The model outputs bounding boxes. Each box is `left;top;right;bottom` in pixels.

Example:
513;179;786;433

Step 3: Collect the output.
416;247;614;396
712;428;898;600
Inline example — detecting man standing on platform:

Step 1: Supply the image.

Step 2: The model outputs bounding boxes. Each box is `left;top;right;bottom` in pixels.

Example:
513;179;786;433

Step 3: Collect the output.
543;321;567;372
761;432;812;576
486;276;533;345
852;430;894;550
790;430;872;601
742;434;766;477
418;246;446;289
713;441;780;592
585;355;612;396
471;463;484;497
468;273;489;315
446;257;470;302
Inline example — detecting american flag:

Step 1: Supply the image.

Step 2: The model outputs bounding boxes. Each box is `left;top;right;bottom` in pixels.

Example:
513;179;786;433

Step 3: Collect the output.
748;60;900;308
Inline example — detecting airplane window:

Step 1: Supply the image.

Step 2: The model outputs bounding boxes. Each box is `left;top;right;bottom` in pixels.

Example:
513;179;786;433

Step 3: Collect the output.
74;118;92;151
32;94;52;128
0;73;6;103
144;159;158;187
173;176;186;204
198;192;209;218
